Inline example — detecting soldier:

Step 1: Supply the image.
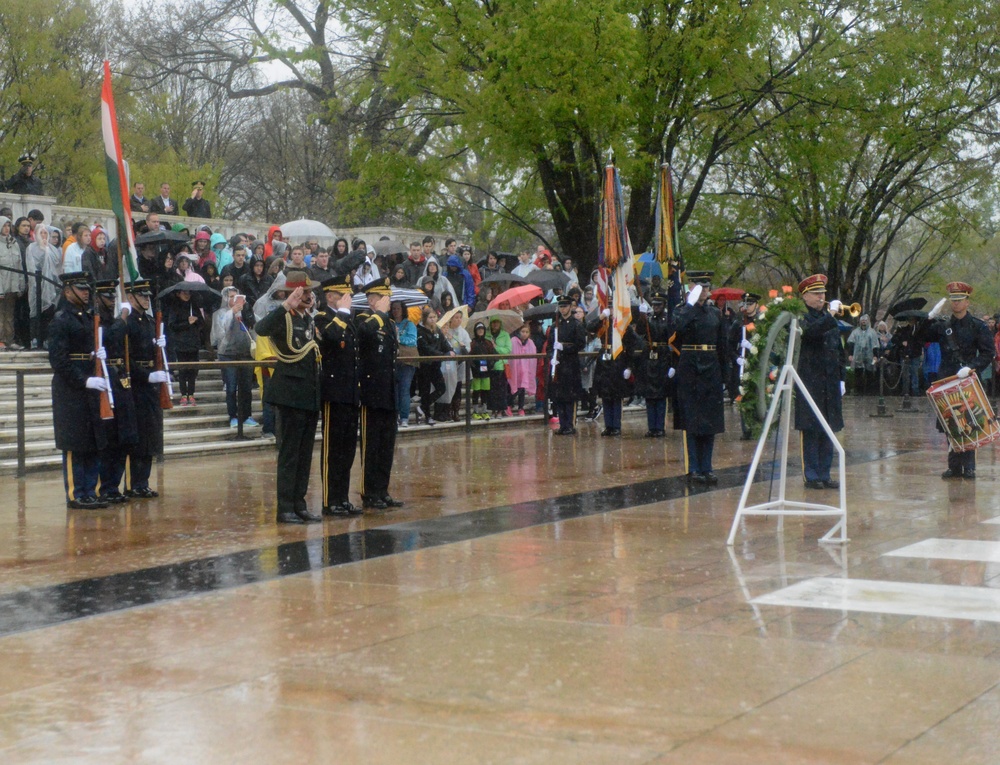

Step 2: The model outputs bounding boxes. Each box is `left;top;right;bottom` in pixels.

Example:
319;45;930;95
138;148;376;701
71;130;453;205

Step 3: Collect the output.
586;306;643;437
48;272;109;508
124;279;169;498
93;280;138;503
637;292;673;437
316;271;363;516
671;271;729;484
357;277;403;510
545;294;586;435
255;269;323;524
915;281;995;479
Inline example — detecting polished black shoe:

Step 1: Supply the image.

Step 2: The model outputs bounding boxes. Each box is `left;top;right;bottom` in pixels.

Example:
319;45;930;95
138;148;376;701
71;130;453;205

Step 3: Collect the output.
342;502;364;515
100;493;129;504
601;429;620;437
127;487;159;499
687;473;706;484
322;505;345;517
941;469;963;479
68;496;109;510
295;510;322;523
963;470;976;480
362;496;388;510
822;479;840;489
804;479;826;490
276;512;307;524
644;431;657;438
382;495;404;508
702;472;719;485
653;430;665;438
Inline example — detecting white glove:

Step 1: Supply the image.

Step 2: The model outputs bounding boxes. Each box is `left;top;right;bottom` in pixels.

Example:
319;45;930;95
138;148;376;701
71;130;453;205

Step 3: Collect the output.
623;369;632;380
958;366;971;379
154;336;167;348
553;341;563;351
928;298;947;319
638;303;649;314
740;339;753;351
828;299;842;315
668;368;676;379
148;371;170;384
686;285;702;306
840;381;846;396
736;357;745;368
601;308;611;318
92;347;107;361
86;377;109;391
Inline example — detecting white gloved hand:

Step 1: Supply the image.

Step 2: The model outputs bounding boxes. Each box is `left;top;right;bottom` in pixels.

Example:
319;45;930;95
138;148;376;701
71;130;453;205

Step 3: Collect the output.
740;339;753;351
928;298;947;319
623;369;632;380
601;308;611;318
828;299;842;315
86;377;109;391
155;336;167;348
840;381;846;396
668;368;676;379
148;371;170;384
553;341;564;351
736;357;745;368
638;303;649;314
958;366;972;379
92;347;107;361
686;284;702;306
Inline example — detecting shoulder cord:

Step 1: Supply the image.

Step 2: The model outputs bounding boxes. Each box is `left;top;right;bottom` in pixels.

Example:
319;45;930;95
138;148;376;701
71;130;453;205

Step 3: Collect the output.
273;310;321;364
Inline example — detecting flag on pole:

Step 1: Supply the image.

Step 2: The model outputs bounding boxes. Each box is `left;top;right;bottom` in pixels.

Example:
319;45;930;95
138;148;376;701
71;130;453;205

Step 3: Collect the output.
653;164;685;317
101;60;139;291
598;164;635;359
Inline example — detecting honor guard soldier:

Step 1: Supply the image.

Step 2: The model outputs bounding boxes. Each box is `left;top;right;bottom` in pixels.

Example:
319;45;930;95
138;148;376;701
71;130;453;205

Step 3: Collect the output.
671;271;729;484
316;271;363;516
357;277;404;510
255;269;324;524
545;294;586;435
586;305;643;436
637;291;673;437
124;279;169;498
796;274;845;489
916;281;995;479
93;280;138;503
48;272;109;508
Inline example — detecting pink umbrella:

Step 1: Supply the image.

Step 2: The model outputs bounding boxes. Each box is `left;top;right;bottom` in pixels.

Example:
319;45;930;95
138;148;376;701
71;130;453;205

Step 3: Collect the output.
488;284;543;310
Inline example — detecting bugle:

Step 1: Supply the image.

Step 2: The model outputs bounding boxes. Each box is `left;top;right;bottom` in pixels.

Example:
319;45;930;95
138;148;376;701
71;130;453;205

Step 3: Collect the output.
828;301;862;318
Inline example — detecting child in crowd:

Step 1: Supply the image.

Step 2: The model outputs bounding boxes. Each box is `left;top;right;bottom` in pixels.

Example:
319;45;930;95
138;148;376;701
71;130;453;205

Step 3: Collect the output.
469;321;494;420
508;324;537;415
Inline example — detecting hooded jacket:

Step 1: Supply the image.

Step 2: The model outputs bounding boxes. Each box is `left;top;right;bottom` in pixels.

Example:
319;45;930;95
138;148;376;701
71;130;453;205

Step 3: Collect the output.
0;216;25;295
263;225;283;258
445;255;476;309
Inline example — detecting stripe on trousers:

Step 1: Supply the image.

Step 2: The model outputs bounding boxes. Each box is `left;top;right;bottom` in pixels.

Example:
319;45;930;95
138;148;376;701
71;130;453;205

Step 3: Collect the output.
124;455;131;492
359;406;367;495
682;431;690;474
66;451;76;501
322;402;330;507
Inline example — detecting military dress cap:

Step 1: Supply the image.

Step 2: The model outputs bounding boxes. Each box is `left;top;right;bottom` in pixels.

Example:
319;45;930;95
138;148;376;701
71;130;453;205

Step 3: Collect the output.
191;180;205;189
798;274;828;293
60;271;91;289
744;292;762;303
649;291;668;304
557;294;575;306
946;281;973;300
686;270;714;285
93;279;119;295
127;279;154;296
18;152;36;164
363;276;392;297
283;268;320;290
320;273;352;293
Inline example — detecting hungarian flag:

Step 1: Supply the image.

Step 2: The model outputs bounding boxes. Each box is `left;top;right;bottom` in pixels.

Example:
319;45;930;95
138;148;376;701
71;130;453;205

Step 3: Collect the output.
101;60;138;286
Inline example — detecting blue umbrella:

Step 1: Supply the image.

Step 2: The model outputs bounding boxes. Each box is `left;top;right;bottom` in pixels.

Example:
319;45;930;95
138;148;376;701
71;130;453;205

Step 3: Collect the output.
635;252;662;280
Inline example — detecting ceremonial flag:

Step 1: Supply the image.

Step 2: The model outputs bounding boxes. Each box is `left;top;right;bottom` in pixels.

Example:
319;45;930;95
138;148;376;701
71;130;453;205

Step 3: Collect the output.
101;60;139;290
598;164;635;359
653;164;685;316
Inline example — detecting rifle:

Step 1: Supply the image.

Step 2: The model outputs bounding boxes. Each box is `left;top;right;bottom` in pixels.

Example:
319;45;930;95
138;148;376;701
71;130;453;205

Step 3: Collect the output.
93;315;115;419
154;310;174;409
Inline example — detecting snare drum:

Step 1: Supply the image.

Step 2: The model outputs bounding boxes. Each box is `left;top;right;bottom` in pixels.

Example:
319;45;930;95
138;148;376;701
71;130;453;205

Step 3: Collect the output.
926;372;1000;452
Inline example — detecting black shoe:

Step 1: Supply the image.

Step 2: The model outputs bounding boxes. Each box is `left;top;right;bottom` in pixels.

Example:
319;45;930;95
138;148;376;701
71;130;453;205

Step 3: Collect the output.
362;495;388;510
804;479;825;490
277;512;307;524
702;472;719;485
68;496;109;509
653;430;665;438
941;469;963;479
601;429;614;437
687;473;706;484
342;501;364;516
322;504;349;517
128;487;159;499
644;431;656;438
382;495;404;508
295;510;322;523
100;493;129;504
822;479;840;489
963;470;977;480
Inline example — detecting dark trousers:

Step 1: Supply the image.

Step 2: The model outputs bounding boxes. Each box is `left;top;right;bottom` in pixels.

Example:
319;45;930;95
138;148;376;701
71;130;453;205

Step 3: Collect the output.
489;369;507;412
322;401;359;507
513;387;525;410
176;349;200;396
63;450;99;502
555;400;576;432
360;406;397;499
602;398;622;429
801;428;835;482
275;405;319;516
417;364;445;413
947;448;976;474
98;446;128;498
646;398;667;432
684;432;715;475
128;453;153;492
220;357;253;420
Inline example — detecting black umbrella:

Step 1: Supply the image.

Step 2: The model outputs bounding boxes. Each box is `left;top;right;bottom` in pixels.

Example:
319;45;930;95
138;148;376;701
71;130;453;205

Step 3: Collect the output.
374;240;408;258
525;269;570;291
522;302;559;319
158;280;222;299
135;230;190;247
480;272;527;287
886;297;927;317
893;309;928;321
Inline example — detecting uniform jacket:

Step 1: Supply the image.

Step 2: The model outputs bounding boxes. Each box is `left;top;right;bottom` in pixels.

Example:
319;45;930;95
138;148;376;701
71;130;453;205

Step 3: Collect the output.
915;312;994;378
637;309;674;399
317;306;360;407
545;314;586;402
671;301;728;435
585;315;644;399
795;306;845;432
357;310;398;410
99;309;138;449
48;298;107;453
126;309;164;457
255;305;321;411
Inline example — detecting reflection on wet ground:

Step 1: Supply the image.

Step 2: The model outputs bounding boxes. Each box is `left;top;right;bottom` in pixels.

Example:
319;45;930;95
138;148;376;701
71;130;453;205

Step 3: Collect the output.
1;400;999;763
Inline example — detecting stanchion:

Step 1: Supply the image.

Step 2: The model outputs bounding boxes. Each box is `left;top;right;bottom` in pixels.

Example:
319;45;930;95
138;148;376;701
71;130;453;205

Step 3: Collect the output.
870;359;893;419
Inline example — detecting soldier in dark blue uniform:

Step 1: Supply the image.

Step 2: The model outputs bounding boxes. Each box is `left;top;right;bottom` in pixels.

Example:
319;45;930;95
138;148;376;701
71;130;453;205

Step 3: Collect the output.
795;274;845;489
357;277;403;510
48;272;110;508
124;279;169;498
636;292;672;437
316;271;363;516
915;281;995;479
255;269;323;524
671;271;729;484
545;295;586;435
586;307;643;436
93;280;138;503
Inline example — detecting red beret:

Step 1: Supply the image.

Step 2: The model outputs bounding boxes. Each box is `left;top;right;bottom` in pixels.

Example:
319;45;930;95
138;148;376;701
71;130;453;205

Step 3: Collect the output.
797;274;828;294
946;281;972;299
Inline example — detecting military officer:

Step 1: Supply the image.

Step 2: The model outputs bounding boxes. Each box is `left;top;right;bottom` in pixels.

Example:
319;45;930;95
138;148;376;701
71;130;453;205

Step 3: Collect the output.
255;269;323;524
545;294;586;435
357;277;403;510
48;272;110;508
636;292;673;437
671;271;729;484
795;274;845;489
316;271;363;516
915;281;995;479
93;280;138;503
124;279;169;498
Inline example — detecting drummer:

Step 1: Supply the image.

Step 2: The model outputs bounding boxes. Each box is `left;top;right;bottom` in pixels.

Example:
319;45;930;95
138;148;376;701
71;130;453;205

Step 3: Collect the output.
915;281;995;479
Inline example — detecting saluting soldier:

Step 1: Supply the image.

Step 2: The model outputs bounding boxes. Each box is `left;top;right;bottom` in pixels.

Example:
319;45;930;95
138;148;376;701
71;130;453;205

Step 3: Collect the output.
671;271;729;484
316;270;363;516
48;272;110;508
255;269;323;524
545;294;586;435
93;280;138;503
636;291;672;437
124;279;169;498
357;277;403;510
915;280;995;479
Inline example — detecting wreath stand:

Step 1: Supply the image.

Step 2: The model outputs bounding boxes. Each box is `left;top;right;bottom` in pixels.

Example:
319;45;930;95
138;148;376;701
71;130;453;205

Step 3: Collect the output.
727;315;848;545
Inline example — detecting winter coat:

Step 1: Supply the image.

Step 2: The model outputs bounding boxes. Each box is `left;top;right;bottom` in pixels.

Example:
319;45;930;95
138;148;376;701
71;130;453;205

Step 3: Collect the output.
0;217;25;295
795;306;845;433
671;301;728;435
